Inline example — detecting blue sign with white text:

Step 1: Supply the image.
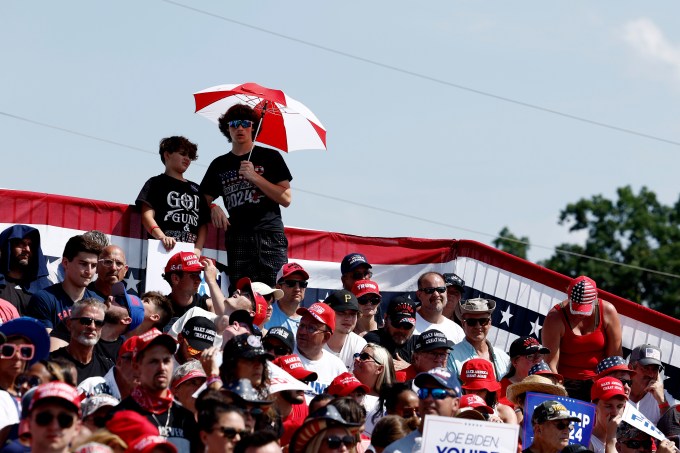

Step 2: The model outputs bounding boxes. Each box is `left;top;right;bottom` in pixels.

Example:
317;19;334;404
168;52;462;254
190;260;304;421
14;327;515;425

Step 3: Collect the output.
523;392;596;448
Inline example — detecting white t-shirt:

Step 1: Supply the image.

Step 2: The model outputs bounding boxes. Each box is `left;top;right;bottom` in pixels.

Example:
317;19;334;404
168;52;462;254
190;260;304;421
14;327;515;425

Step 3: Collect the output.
78;366;121;400
0;390;19;430
631;389;676;425
294;346;347;398
323;332;367;370
414;313;465;344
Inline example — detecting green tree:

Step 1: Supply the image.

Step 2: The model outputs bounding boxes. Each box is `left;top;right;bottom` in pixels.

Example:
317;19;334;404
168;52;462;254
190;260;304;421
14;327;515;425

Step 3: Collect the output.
493;226;529;260
539;185;680;317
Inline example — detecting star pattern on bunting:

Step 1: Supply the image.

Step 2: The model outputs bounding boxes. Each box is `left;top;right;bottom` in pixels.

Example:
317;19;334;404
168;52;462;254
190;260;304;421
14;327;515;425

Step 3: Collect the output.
46;257;61;283
529;316;543;337
499;306;513;327
124;272;141;294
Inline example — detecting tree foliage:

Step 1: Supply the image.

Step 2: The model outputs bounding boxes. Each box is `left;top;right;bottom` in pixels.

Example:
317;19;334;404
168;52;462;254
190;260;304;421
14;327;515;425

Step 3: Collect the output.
493;227;529;260
538;185;680;317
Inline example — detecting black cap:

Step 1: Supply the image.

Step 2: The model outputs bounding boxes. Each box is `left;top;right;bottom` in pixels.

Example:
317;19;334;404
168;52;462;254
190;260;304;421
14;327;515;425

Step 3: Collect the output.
386;295;417;327
340;253;371;275
443;273;465;291
531;400;581;424
181;316;217;351
229;310;254;332
222;333;273;361
414;329;453;352
263;326;295;352
324;290;359;312
508;336;550;358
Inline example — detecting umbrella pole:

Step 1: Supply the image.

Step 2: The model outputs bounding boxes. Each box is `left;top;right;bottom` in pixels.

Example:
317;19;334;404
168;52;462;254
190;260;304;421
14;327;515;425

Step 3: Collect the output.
247;101;267;162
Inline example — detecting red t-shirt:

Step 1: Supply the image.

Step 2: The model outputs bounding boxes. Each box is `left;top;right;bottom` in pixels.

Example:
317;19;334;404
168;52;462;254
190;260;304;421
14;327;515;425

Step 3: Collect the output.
280;402;309;447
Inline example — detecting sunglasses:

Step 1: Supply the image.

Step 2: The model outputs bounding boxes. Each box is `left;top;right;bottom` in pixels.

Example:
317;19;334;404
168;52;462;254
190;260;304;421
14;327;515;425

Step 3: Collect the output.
622;439;652;449
227;119;253;128
0;343;35;361
263;343;290;356
326;435;357;449
551;421;573;430
419;286;446;295
35;411;76;429
354;352;380;364
391;320;414;330
281;280;308;288
244;406;264;417
15;374;41;388
462;318;491;327
358;296;381;306
71;317;105;328
214;426;249;440
418;388;454;400
351;270;373;280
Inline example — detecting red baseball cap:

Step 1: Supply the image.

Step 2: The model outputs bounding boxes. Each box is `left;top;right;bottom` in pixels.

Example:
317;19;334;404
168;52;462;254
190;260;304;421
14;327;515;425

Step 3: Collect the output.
106;410;159;445
591;377;628;402
296;302;335;333
459;394;494;414
133;328;177;361
460;358;501;392
272;354;318;382
276;262;310;282
351;279;381;298
29;382;81;414
252;292;268;327
128;435;177;453
164;251;204;274
568;276;598;316
326;372;369;397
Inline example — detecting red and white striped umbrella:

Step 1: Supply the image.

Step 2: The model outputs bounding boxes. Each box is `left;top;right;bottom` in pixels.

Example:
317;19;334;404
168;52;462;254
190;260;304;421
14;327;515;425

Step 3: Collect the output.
193;82;327;153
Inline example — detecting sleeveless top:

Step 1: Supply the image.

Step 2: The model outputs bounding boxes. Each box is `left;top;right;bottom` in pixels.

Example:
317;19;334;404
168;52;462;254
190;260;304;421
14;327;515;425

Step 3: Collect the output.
554;301;606;380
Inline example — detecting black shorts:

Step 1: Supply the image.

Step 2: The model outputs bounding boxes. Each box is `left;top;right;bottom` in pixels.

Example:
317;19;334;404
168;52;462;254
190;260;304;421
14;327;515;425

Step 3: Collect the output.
226;230;288;292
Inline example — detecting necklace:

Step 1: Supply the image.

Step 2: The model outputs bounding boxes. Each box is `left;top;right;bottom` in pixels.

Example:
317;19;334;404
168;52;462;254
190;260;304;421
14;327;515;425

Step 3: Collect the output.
150;405;172;437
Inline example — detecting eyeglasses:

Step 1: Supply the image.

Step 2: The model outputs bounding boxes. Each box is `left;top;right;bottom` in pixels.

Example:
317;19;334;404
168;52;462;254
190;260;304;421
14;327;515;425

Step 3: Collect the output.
354;352;380;364
15;374;41;389
0;343;35;361
281;280;308;288
622;439;652;449
98;258;126;269
298;324;328;334
418;388;454;400
462;318;491;327
71;317;105;328
214;426;249;439
351;270;373;280
35;411;76;428
325;435;357;449
619;378;633;387
550;421;573;430
358;296;381;306
227;119;253;128
263;342;290;356
419;287;446;295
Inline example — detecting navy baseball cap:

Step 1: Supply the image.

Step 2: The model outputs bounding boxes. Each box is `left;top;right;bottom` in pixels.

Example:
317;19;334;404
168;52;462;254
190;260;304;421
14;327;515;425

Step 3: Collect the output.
341;253;371;275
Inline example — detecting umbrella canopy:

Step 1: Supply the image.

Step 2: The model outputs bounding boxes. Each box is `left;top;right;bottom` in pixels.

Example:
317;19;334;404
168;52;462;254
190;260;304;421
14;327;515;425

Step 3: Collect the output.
194;82;327;153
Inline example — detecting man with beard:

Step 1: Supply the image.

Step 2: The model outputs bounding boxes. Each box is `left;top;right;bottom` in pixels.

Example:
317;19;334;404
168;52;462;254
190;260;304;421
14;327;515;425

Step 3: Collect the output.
364;295;419;368
384;367;461;453
414;272;465;344
78;335;138;400
113;328;198;451
27;235;103;332
0;225;51;314
323;290;367;369
49;298;114;384
271;354;318;449
628;344;676;425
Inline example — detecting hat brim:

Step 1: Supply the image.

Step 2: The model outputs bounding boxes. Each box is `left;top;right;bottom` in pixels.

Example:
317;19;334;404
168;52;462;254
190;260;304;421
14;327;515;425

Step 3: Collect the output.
455;408;487;420
414;373;456;391
636;358;663;367
594;389;628;402
390;315;416;327
296;307;333;333
289;416;361;453
595;365;636;380
506;381;568;404
461;380;501;392
0;317;50;365
138;335;178;359
289;369;318;382
569;300;594;316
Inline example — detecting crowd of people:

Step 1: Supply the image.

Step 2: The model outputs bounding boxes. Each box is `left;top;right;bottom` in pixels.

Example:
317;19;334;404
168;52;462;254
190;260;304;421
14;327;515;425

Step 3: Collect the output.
0;103;679;453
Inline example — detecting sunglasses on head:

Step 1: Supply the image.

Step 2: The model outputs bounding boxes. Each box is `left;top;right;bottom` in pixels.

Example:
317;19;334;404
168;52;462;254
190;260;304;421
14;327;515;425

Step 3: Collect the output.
325;435;357;449
71;317;105;328
551;420;573;430
419;286;446;295
35;411;76;429
214;426;249;439
351;270;373;280
463;318;491;327
358;296;381;305
0;343;35;361
263;342;290;356
281;280;308;288
418;388;454;400
622;439;652;449
227;119;253;128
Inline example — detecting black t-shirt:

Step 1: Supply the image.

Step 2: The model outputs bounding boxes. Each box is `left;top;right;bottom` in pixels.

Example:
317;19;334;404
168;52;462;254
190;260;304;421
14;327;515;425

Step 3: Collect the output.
165;293;210;331
199;147;292;232
0;279;32;315
115;396;199;452
49;347;114;384
136;174;210;244
364;328;419;363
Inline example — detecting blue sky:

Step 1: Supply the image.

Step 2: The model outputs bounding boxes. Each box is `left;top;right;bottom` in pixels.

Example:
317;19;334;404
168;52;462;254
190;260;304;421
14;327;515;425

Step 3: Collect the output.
3;1;680;263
